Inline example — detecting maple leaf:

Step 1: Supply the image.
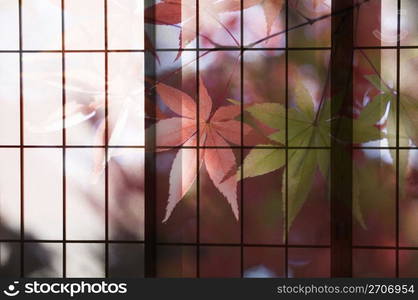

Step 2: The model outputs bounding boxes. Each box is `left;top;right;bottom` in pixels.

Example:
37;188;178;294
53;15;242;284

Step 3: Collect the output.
152;79;251;222
242;80;384;232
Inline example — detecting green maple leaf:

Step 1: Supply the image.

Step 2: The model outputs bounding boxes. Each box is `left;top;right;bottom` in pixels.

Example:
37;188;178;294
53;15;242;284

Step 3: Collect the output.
242;80;388;231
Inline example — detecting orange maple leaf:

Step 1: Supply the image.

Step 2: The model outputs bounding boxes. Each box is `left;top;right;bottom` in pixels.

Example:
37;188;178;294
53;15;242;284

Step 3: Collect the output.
154;79;252;222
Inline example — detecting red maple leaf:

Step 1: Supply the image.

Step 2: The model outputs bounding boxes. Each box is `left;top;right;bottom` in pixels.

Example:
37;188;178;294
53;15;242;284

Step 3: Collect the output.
154;79;251;222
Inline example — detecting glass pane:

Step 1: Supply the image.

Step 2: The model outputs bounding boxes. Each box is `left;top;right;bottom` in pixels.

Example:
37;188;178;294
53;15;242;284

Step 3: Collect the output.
287;149;330;246
200;150;241;244
198;3;241;48
353;249;396;277
24;243;62;277
199;246;240;278
108;52;145;146
154;51;197;148
108;0;144;50
288;0;331;48
243;3;285;48
244;247;285;278
109;149;144;241
147;0;196;49
66;148;105;240
399;250;418;277
0;53;20;145
64;0;105;50
65;53;105;145
400;149;418;247
243;51;286;147
24;148;62;240
288;50;330;148
353;149;396;247
400;49;418;147
288;248;330;278
66;243;105;277
23;53;62;145
109;244;144;278
22;0;62;50
0;243;20;277
0;1;19;50
156;246;196;278
156;148;197;243
400;0;418;46
355;0;398;47
199;51;241;110
0;149;20;239
243;149;285;245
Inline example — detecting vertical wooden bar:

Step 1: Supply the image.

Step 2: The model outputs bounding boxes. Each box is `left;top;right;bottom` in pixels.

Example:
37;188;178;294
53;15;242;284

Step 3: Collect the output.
18;0;25;278
330;0;355;277
144;0;157;278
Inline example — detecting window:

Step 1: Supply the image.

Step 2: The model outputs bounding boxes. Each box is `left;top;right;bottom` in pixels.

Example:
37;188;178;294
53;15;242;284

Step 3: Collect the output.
1;0;418;279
